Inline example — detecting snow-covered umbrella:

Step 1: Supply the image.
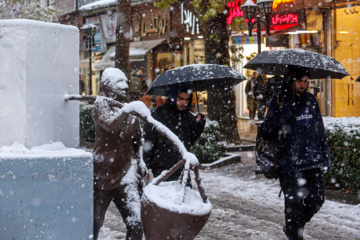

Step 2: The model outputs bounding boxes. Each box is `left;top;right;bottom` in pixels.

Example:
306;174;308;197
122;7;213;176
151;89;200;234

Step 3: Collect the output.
244;49;349;79
146;64;246;96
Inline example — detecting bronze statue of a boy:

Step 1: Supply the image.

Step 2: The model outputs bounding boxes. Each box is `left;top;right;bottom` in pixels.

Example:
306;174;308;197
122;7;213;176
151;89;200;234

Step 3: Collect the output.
91;68;147;240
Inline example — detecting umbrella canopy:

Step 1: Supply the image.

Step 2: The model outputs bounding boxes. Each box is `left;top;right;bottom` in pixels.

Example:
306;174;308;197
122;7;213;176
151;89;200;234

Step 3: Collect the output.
244;49;349;79
146;64;246;96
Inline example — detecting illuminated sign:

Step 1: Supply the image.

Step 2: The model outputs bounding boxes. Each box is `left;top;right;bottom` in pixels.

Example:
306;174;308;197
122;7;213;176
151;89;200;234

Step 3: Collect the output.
270;10;304;31
181;2;200;34
273;0;295;10
272;13;299;25
227;0;244;25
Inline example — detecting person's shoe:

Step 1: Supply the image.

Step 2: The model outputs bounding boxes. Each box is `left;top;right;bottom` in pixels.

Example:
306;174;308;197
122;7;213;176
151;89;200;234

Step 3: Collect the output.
253;166;263;174
249;119;254;125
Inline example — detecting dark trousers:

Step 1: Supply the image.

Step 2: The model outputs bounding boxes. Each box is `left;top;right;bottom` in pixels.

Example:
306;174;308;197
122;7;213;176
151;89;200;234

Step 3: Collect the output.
279;168;325;240
247;97;258;120
93;184;143;240
257;100;266;121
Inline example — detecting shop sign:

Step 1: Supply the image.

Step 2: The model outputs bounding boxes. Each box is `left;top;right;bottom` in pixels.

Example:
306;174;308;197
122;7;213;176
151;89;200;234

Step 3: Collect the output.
226;0;244;25
344;6;359;15
93;32;102;52
271;10;304;31
100;13;118;43
232;36;264;45
181;2;200;35
272;13;298;25
141;16;168;37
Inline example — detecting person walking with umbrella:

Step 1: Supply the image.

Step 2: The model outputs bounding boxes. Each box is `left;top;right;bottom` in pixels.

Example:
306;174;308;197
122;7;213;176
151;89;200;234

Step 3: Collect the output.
260;66;331;240
143;86;206;184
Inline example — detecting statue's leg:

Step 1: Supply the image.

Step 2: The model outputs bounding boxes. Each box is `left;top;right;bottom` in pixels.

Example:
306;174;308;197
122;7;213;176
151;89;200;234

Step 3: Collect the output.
113;182;143;240
93;188;112;240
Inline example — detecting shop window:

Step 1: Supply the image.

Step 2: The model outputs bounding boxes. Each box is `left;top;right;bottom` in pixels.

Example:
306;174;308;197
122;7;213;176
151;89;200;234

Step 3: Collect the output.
158;58;172;71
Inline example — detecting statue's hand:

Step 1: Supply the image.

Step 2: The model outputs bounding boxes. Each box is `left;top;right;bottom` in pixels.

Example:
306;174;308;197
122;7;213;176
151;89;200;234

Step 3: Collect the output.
137;160;148;178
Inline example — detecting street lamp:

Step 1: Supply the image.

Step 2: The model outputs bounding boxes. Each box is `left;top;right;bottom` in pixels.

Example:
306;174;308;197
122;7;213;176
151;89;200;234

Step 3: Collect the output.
241;0;274;53
81;24;97;95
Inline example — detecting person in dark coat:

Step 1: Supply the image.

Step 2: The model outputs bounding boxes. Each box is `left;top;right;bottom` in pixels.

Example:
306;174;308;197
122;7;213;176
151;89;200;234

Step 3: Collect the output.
143;87;206;183
261;67;331;240
265;75;283;106
245;71;258;125
254;73;268;121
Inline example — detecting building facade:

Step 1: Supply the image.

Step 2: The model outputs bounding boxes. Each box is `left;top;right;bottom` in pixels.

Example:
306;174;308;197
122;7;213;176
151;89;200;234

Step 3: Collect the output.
229;0;360;118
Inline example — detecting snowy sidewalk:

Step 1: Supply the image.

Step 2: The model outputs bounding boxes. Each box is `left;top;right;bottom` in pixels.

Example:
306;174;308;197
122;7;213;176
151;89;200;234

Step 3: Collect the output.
98;151;360;240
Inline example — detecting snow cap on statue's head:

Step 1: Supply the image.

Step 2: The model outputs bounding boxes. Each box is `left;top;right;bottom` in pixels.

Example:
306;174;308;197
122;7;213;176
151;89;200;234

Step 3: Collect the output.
101;68;127;85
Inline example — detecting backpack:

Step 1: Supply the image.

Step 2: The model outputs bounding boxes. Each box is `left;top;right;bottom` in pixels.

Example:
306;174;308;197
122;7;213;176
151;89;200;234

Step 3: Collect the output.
255;94;284;179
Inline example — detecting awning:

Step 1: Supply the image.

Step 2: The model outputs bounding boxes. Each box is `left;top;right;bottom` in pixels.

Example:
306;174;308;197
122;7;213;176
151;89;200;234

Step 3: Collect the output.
95;38;166;70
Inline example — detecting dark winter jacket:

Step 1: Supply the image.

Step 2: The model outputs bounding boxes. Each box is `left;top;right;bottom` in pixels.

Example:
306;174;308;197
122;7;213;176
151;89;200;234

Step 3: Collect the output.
254;75;268;102
261;90;331;173
143;97;205;180
245;77;256;99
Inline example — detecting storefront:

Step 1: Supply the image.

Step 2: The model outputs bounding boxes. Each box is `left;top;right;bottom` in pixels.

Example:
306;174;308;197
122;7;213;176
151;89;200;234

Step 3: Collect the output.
230;35;268;118
332;4;360;117
228;0;360;118
78;0;206;95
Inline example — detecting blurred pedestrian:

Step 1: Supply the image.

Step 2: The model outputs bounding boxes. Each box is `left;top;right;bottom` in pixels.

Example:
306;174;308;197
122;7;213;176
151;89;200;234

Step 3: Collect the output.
265;75;283;106
137;69;147;96
150;68;167;107
261;67;331;240
129;70;142;101
254;73;268;121
139;87;153;108
245;71;258;125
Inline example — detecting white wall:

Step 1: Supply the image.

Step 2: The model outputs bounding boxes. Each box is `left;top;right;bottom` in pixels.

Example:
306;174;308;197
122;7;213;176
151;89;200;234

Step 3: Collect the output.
0;19;80;148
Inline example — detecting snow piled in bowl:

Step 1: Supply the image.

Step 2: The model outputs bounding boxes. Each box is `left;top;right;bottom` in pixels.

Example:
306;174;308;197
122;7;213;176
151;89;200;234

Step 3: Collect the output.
142;181;212;215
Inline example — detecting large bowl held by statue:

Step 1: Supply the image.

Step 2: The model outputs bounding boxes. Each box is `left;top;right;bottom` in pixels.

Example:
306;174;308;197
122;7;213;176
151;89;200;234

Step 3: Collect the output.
141;181;212;240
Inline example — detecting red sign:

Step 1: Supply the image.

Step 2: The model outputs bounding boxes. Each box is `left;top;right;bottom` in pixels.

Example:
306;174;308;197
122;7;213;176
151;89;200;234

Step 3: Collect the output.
272;13;299;25
227;0;244;25
270;11;304;31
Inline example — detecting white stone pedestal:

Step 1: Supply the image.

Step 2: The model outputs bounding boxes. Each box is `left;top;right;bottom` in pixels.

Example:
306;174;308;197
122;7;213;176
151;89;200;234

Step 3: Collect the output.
0;19;80;148
0;20;94;239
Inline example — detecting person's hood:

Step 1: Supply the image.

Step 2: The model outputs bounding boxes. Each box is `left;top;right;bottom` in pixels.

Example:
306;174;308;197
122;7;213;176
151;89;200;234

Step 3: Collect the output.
282;66;310;100
165;86;193;112
131;70;138;76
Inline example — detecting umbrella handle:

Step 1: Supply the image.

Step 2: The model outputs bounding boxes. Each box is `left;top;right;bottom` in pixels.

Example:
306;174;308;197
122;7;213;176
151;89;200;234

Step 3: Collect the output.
196;92;200;113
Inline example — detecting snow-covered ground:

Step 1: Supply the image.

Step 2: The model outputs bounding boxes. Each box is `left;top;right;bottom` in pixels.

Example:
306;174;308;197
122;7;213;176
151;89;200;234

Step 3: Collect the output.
98;152;360;240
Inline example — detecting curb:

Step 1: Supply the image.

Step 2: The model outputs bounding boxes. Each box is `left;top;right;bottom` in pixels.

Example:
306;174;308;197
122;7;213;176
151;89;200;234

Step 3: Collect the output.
200;153;241;170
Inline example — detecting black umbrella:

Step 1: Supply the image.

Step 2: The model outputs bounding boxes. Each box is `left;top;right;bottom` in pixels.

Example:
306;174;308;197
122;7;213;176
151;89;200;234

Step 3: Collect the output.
146;64;246;96
244;49;349;79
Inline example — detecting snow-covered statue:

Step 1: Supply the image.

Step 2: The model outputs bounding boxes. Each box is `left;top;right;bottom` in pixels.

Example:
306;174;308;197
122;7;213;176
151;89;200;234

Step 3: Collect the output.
91;68;147;240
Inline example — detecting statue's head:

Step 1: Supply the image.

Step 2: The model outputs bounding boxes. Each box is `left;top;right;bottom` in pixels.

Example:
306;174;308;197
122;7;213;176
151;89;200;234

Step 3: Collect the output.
101;68;128;102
